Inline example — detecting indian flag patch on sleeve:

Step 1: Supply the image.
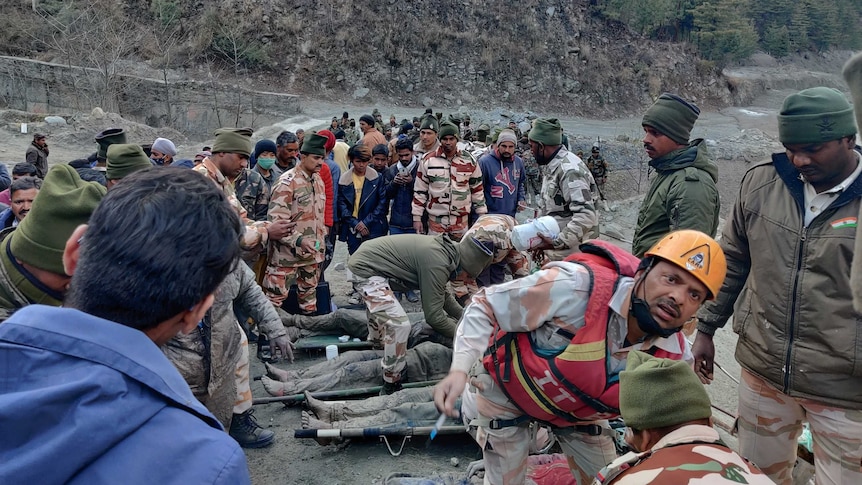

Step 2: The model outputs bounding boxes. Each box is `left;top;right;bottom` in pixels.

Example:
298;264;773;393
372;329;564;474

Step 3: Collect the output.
831;217;857;229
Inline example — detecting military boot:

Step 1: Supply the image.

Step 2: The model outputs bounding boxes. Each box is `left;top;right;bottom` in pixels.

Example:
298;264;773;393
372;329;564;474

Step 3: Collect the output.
379;381;403;396
229;409;275;448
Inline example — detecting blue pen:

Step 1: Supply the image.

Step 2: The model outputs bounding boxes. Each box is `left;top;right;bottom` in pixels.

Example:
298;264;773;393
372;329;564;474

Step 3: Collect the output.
429;412;447;440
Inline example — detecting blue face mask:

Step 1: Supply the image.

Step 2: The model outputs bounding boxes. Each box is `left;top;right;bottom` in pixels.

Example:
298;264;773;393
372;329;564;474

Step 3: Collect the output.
151;157;166;166
257;157;276;169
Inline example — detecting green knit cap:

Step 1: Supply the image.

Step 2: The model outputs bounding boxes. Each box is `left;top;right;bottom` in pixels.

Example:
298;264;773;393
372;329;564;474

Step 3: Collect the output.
620;351;712;430
457;236;494;278
106;144;152;180
9;164;106;275
528;118;563;146
300;133;328;156
212;127;253;156
642;93;700;145
95;128;127;160
778;87;857;144
438;121;460;139
420;115;439;132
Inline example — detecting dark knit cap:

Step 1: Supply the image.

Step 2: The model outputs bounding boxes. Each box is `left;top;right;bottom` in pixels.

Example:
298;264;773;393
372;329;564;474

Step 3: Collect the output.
10;164;106;275
642;93;700;145
95;128;127;160
334;129;346;140
300;133;328;156
253;139;277;159
620;351;712;430
778;87;857;144
360;114;376;126
420;116;439;132
438;121;460;139
212;128;254;157
528;118;563;146
106;144;152;180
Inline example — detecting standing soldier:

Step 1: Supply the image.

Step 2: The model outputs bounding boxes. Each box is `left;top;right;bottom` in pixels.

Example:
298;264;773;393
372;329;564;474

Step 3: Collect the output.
264;133;328;315
518;135;542;207
528;118;599;261
412;121;487;239
586;143;610;211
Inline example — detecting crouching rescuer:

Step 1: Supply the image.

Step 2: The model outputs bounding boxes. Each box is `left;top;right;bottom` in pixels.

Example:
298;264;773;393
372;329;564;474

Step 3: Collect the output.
433;230;727;485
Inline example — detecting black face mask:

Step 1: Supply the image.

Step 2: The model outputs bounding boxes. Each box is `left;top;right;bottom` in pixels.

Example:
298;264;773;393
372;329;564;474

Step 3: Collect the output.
630;295;680;338
629;267;681;339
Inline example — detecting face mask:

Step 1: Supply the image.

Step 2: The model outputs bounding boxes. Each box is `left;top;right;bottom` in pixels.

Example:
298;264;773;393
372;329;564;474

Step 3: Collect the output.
257;157;276;169
150;157;165;166
630;295;680;338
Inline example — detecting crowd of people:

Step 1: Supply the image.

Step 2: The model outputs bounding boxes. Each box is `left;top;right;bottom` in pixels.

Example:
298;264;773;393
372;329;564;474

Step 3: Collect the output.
1;61;862;484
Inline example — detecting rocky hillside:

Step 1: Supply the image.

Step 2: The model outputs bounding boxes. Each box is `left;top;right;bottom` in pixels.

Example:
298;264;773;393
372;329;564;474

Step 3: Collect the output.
2;0;737;116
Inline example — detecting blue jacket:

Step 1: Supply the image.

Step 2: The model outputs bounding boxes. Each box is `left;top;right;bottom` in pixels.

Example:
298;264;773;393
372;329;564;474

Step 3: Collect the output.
337;167;389;250
384;160;420;229
0;305;250;484
0;207;14;229
478;150;526;217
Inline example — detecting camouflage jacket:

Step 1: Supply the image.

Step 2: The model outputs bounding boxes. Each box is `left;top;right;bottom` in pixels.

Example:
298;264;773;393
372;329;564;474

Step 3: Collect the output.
586;155;609;179
521;147;540;177
412;146;488;223
597;425;773;484
194;157;269;251
539;147;599;259
461;214;528;277
413;139;440;160
234;167;270;222
344;128;360;146
163;260;286;425
268;167;326;267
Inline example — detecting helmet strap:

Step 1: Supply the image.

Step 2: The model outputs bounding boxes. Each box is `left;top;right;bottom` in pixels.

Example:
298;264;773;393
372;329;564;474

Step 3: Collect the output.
630;265;681;339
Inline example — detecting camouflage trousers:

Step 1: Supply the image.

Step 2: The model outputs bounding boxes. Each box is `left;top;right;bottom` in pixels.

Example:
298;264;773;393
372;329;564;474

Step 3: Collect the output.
427;218;467;241
464;363;617;485
359;276;411;384
233;325;252;414
263;263;320;313
738;369;862;485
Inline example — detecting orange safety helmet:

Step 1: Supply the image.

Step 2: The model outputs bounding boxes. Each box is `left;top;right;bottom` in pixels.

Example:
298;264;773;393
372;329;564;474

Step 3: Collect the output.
644;230;727;300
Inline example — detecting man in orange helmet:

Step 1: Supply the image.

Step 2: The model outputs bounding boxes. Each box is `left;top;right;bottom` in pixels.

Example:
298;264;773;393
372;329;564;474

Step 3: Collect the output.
434;230;726;485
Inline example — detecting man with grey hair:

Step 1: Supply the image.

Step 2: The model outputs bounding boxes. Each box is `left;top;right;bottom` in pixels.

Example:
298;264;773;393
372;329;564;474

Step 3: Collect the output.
274;130;300;180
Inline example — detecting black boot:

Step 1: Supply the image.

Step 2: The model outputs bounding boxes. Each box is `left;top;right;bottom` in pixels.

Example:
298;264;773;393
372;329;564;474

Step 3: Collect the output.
229;409;275;448
379;381;403;396
257;336;275;363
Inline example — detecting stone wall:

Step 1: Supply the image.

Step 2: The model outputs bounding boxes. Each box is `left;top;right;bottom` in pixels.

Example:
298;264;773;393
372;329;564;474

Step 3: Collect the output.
0;56;300;137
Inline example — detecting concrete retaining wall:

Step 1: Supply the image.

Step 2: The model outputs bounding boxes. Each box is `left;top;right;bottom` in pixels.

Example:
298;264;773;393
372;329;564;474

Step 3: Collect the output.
0;56;300;137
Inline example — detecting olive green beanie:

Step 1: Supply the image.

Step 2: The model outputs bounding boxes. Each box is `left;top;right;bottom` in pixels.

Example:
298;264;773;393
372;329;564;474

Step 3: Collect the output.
212;127;254;156
620;351;712;430
95;128;127;160
420;115;439;132
642;93;700;145
777;87;856;144
457;236;494;278
438;121;460;139
528;118;563;146
106;144;152;180
9;164;107;275
300;133;328;156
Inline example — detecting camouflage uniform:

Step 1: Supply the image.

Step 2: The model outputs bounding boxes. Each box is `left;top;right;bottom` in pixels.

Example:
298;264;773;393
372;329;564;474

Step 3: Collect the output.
412;146;487;240
344;127;360;146
449;214;529;303
539;148;599;260
264;166;326;313
454;264;690;485
736;369;862;485
586;154;608;201
234;167;271;222
597;424;773;484
261;341;451;396
413;139;440;161
194;157;270;251
519;143;542;206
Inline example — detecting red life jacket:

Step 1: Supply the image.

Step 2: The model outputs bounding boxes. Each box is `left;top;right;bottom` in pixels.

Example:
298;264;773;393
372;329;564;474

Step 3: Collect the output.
482;240;685;425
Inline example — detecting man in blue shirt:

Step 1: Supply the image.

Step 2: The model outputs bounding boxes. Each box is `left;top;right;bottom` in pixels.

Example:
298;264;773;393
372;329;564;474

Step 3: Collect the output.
0;167;251;484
